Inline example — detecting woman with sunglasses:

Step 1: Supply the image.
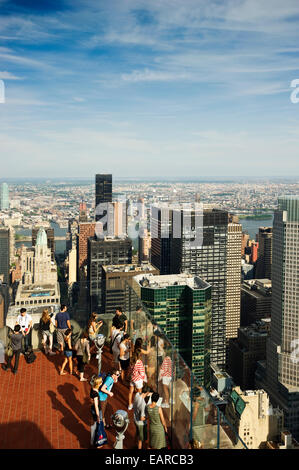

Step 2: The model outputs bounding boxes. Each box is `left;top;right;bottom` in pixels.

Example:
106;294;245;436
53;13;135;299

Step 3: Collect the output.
98;368;120;429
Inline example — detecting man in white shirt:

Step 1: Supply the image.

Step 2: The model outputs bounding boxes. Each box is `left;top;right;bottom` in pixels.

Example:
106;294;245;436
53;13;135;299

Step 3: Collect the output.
133;385;151;449
16;308;33;352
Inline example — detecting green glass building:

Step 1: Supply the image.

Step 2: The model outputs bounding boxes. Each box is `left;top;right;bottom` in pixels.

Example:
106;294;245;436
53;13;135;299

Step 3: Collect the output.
134;273;212;387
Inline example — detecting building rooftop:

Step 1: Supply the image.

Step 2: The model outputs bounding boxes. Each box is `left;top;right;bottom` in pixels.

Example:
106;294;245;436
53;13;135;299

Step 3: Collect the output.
242;279;272;298
133;273;211;290
102;263;157;274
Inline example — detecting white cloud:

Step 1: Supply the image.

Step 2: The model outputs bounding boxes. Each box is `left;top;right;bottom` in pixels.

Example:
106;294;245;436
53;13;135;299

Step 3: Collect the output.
0;71;22;80
121;68;190;82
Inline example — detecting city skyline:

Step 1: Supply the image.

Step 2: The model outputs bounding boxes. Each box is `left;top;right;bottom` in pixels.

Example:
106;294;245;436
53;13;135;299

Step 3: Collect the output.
1;1;299;177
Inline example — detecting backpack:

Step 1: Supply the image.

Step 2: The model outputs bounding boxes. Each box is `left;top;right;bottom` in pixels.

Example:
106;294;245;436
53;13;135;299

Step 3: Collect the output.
24;349;36;364
109;332;120;354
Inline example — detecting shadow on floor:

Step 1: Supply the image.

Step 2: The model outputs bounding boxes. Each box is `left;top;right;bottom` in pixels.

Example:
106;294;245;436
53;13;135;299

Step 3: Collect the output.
0;421;53;449
57;382;91;427
47;390;90;448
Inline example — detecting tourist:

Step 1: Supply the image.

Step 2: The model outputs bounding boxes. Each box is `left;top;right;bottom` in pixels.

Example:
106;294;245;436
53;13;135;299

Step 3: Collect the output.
90;377;107;448
2;325;24;374
133;384;151;449
110;319;123;368
39;308;56;355
59;328;73;375
191;386;206;449
55;304;71;352
118;334;131;382
130;305;145;344
134;337;150;356
147;336;158;389
87;312;103;342
111;307;127;335
74;331;91;381
146;392;168;449
99;369;120;428
16;307;32;352
128;348;147;411
159;354;173;408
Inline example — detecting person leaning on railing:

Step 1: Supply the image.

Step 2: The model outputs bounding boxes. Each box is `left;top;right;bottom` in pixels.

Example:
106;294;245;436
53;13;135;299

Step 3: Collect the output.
128;348;147;411
16;307;32;353
87;312;103;342
39;308;56;356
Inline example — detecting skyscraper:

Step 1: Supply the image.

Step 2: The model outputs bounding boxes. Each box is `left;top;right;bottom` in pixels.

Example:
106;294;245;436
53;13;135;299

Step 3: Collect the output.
256;196;299;438
95;174;112;223
32;227;55;261
15;228;60;308
226;222;242;342
88;236;132;312
79;201;88;223
256;227;272;280
0;183;9;210
135;273;212;386
151;203;230;368
0;228;10;284
78;222;96;275
150;205;173;275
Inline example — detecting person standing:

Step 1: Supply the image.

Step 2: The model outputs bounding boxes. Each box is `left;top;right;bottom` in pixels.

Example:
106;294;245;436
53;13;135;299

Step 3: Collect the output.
111;307;127;336
74;331;91;381
146;392;168;449
90;377;107;448
159;355;173;408
2;325;24;374
39;309;56;355
55;304;71;352
110;320;123;368
59;329;73;375
119;334;131;382
133;384;150;449
128;349;147;411
99;369;120;428
16;308;32;352
87;312;103;342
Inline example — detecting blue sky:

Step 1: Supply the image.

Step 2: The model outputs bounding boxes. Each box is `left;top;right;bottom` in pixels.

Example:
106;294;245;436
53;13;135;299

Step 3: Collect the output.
0;0;299;178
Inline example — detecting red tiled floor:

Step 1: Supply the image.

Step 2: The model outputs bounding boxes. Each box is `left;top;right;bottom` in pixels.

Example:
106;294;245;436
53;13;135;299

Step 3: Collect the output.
0;346;138;449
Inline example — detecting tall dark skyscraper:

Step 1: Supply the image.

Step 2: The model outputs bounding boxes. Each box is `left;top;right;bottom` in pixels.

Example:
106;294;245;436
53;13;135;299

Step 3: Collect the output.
256;196;299;439
150;206;172;274
256;227;272;280
0;228;10;284
151;204;230;368
95;174;112;223
88;236;132;312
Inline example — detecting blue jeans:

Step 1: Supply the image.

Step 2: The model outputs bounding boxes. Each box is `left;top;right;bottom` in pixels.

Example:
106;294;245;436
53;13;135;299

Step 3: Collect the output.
23;331;32;352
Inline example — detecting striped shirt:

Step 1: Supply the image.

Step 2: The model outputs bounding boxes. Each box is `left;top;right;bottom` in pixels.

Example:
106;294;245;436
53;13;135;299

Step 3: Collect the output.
160;356;172;377
131;359;146;383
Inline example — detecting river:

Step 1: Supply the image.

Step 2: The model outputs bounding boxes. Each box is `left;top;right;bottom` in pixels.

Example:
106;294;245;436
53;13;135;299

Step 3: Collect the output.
15;221;67;255
240;216;273;239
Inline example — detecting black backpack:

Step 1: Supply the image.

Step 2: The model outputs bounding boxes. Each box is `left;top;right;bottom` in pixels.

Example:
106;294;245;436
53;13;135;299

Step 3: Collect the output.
24;349;36;364
109;333;120;353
